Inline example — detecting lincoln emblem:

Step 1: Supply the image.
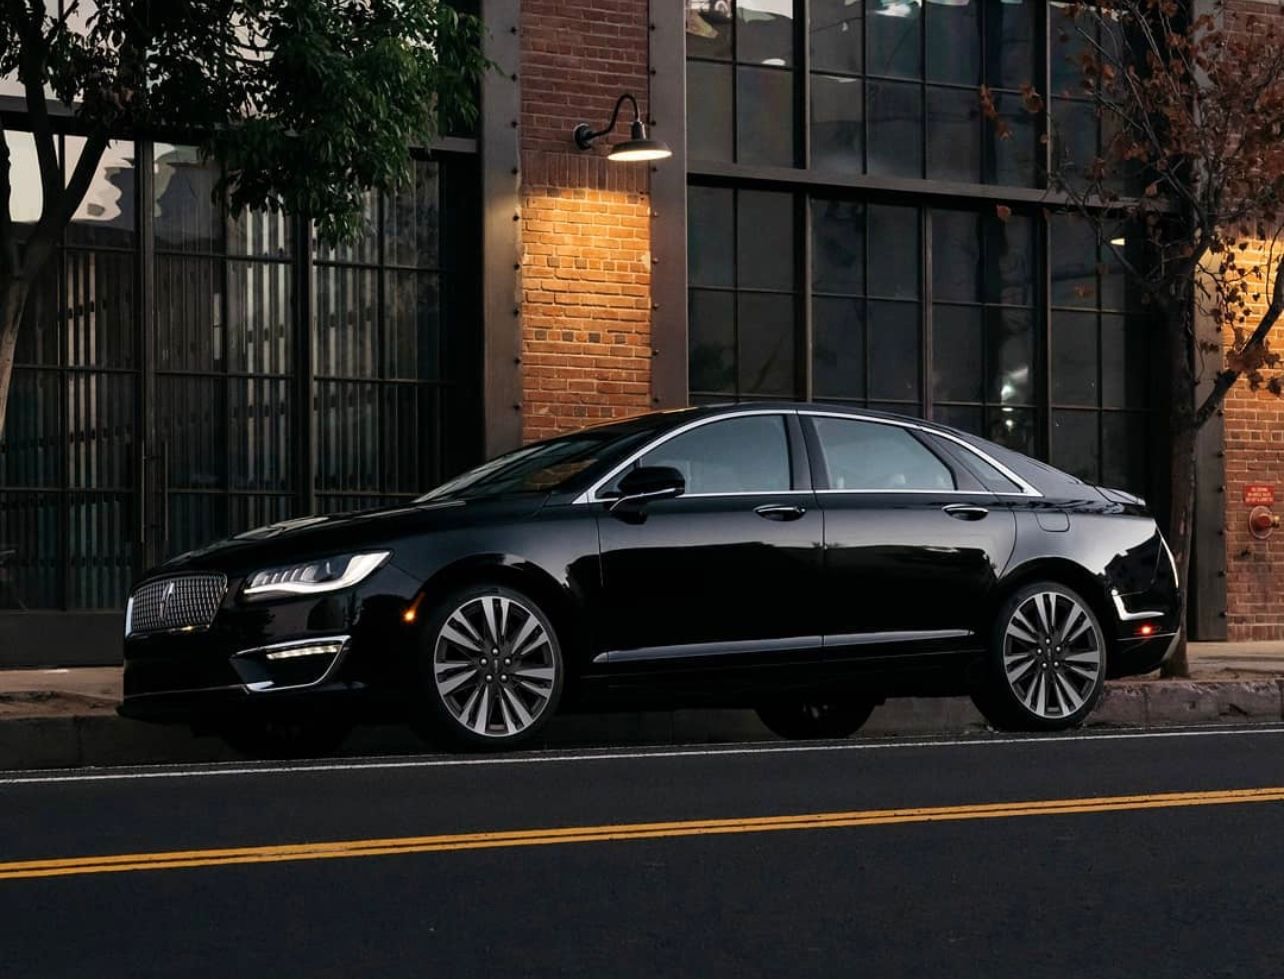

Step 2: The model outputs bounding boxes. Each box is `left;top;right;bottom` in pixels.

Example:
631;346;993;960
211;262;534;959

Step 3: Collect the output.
158;581;177;623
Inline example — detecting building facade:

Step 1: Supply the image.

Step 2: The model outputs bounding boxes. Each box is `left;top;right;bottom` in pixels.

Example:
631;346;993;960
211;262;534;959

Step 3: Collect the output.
0;0;1279;664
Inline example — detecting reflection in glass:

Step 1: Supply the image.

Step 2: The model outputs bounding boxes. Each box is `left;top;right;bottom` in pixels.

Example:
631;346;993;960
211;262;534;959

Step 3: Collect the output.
1103;413;1147;492
1051;409;1098;482
932;304;983;403
737;190;794;290
983;212;1034;306
985;307;1034;404
989;405;1036;456
1101;313;1147;409
689;290;736;393
984;92;1038;187
68;140;136;248
813;296;866;399
867;0;922;79
867;204;919;299
927;87;981;183
811;0;863;75
738;292;796;396
737;66;795;166
932;209;980;303
1050;213;1098;308
155;144;221;253
5;132;43;226
925;0;979;85
985;0;1035;90
688;61;735;161
686;0;734;61
811;198;865;295
688;186;735;288
1051;310;1098;406
811;75;864;175
867;80;921;177
867;300;919;401
737;0;793;66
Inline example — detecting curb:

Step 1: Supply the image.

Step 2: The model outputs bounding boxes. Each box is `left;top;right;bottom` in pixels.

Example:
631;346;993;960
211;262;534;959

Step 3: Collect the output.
1;679;1282;773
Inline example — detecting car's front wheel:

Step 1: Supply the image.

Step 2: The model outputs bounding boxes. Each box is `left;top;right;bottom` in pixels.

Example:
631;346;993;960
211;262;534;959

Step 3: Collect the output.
971;582;1107;732
417;585;564;750
755;698;876;740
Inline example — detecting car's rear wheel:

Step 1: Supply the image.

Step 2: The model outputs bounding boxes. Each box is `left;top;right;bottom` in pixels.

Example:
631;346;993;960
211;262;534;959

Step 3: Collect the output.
217;715;352;759
755;698;876;740
416;585;564;750
972;581;1107;732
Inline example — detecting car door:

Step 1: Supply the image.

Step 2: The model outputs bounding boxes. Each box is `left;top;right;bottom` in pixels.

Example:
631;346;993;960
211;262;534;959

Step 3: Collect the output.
593;411;822;666
802;413;1018;656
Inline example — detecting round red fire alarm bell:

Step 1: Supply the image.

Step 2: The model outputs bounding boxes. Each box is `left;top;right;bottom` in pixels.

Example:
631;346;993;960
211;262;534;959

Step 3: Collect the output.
1249;505;1280;540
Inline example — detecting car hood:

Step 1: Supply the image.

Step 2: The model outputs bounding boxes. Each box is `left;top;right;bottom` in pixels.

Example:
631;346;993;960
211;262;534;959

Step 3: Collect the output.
145;495;549;579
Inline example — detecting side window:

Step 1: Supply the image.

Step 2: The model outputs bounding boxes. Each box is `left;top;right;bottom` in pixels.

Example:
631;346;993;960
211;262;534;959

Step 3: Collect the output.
924;432;1024;494
632;415;791;495
811;417;955;491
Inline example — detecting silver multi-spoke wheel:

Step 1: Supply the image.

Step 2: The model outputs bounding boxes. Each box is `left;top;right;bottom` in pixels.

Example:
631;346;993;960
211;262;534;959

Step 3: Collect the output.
1002;590;1103;720
433;593;559;740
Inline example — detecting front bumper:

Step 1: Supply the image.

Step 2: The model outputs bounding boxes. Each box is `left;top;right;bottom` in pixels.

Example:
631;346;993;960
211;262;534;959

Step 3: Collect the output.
119;575;419;723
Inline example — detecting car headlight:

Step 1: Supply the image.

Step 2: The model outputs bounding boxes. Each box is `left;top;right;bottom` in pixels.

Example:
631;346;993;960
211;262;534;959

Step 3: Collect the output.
242;551;391;599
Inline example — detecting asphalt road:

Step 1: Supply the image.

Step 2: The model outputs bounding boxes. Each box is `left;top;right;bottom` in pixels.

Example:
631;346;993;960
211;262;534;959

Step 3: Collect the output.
4;725;1284;978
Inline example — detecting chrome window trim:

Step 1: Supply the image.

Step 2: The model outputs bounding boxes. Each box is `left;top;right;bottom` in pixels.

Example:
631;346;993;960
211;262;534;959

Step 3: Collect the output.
574;409;796;504
573;407;1044;504
800;410;1044;499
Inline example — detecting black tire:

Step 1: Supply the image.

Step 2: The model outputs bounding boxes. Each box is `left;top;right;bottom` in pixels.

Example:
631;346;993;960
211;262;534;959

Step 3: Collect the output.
218;715;352;759
971;581;1108;732
755;698;876;741
414;584;565;751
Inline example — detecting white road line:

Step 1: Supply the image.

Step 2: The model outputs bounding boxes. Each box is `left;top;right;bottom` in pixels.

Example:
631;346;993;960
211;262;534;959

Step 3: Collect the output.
3;725;1284;787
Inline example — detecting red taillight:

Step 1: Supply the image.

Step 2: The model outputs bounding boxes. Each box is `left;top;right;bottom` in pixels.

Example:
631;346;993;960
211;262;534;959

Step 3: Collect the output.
1137;623;1155;637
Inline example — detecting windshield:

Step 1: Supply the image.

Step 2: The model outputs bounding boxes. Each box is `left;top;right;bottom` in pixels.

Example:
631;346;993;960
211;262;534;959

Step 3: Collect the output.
417;424;656;502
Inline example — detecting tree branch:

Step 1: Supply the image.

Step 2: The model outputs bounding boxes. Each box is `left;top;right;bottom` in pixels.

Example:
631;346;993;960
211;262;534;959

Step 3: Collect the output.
18;9;61;212
1192;253;1284;430
20;129;108;279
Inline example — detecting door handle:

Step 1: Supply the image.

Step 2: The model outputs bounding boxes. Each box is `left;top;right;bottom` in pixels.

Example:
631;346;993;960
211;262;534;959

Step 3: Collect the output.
755;504;808;521
943;503;989;521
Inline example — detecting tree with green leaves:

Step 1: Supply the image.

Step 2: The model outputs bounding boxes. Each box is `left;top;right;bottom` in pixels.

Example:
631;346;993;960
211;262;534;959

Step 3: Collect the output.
0;0;488;436
984;0;1284;674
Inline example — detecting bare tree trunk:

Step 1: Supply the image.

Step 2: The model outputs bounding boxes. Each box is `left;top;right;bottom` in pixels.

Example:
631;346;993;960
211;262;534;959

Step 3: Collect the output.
1161;420;1197;678
0;276;28;440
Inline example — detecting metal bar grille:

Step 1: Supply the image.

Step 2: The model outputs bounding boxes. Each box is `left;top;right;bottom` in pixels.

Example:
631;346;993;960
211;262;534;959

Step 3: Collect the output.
126;573;227;636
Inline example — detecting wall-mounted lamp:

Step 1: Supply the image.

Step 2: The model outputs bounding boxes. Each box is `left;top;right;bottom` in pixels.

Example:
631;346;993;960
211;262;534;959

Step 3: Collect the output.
573;93;672;163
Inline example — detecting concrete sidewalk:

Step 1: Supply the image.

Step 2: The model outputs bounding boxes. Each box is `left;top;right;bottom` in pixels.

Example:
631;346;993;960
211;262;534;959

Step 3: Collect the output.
2;643;1284;771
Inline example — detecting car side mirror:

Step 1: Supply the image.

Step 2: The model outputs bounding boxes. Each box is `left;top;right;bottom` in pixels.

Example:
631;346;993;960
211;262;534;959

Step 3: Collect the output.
609;465;686;511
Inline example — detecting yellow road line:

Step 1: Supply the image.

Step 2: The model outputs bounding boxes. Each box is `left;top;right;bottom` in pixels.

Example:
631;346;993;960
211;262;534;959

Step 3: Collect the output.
4;786;1283;881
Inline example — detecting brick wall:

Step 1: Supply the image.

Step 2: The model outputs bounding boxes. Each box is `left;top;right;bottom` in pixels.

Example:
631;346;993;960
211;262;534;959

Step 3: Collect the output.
518;0;655;442
1222;240;1284;640
1219;0;1284;639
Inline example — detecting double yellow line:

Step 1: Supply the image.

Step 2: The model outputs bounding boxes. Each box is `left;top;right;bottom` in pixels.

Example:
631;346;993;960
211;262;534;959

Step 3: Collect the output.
4;786;1283;882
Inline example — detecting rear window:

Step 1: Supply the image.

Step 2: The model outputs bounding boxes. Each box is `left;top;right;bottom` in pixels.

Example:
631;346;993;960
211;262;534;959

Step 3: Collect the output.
924;433;1024;494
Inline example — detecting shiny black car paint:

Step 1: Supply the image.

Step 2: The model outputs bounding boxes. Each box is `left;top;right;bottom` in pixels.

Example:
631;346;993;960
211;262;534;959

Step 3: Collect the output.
119;403;1181;725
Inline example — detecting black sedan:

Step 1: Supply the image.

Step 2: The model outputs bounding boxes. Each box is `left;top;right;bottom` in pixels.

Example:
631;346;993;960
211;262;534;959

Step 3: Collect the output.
119;403;1181;754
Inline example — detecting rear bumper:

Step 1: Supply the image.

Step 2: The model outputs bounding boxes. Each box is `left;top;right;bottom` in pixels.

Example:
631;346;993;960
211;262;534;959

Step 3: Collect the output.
1108;632;1179;679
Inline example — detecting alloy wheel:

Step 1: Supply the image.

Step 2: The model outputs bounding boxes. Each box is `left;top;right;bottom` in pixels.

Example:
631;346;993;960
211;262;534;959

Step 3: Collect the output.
1001;590;1103;720
433;594;559;739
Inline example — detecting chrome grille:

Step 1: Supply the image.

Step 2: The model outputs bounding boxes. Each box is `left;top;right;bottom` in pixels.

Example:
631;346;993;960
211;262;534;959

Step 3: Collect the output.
127;574;227;637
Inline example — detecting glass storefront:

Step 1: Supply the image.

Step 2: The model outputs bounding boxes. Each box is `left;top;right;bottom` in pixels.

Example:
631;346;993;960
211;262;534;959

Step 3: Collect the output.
685;0;1155;495
0;136;479;610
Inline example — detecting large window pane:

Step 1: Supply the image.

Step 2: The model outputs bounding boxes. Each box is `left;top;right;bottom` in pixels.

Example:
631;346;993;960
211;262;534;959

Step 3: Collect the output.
932;304;983;403
313;265;378;379
926;0;979;85
812;198;865;295
737;190;794;290
737;66;795;166
68;140;136;249
989;406;1036;456
65;249;136;368
1051;98;1097;189
1051;311;1098;406
67;373;135;490
386;162;441;269
813;296;866;400
738;292;796;396
688;186;735;288
983;212;1035;306
154;145;221;252
867;300;919;401
1103;413;1147;493
811;0;863;74
867;0;922;79
1051;214;1098;308
385;271;440;381
686;0;733;60
68;494;131;609
867;80;921;177
228;260;292;376
1101;313;1147;409
688;61;735;162
811;75;864;175
0;493;61;609
155;257;224;372
737;0;793;66
985;307;1035;405
932;209;981;303
927;88;981;183
1051;409;1099;482
230;378;292;491
984;92;1038;187
868;204;919;299
689;289;736;394
986;0;1036;90
0;370;63;489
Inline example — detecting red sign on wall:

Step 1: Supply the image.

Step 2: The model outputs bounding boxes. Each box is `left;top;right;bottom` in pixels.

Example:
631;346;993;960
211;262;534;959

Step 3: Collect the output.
1244;484;1276;506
